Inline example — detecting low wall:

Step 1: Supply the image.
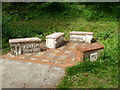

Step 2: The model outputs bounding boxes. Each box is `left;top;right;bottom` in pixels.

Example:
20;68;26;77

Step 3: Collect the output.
9;38;41;55
70;31;93;44
46;32;64;49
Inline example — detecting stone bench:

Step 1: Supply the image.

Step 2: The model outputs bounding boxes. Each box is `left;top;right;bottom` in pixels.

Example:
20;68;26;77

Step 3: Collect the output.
70;31;93;44
76;42;104;62
9;37;41;55
46;32;64;49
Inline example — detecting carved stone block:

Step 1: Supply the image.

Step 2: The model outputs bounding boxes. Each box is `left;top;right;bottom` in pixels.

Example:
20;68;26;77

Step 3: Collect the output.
70;31;93;44
9;38;41;55
46;32;64;49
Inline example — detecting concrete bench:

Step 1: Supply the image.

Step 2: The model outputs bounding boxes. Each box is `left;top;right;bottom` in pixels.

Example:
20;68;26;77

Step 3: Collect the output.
70;31;93;44
9;37;41;55
46;32;64;49
76;42;104;62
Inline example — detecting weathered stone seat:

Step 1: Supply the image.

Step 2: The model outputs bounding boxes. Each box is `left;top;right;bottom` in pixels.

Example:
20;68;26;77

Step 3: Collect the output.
46;32;64;49
70;31;93;44
9;37;41;55
76;42;104;61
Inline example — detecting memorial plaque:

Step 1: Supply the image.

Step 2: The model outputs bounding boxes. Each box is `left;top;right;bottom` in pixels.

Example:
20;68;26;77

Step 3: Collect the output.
90;52;98;61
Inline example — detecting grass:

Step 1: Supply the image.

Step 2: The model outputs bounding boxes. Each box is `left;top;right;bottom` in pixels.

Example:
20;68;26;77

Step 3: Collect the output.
57;20;118;88
2;17;119;88
58;67;118;88
2;3;119;88
58;55;118;88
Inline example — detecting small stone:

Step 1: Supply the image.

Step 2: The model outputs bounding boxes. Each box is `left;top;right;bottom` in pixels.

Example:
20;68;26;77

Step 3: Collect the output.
35;52;44;56
25;53;32;55
65;50;72;54
54;61;58;63
24;57;31;59
21;57;25;59
71;58;75;62
69;46;76;49
27;62;32;64
50;60;58;63
59;47;65;50
50;53;56;57
59;55;67;59
47;53;56;59
54;50;60;53
7;53;14;57
62;60;66;63
30;58;37;60
42;59;48;62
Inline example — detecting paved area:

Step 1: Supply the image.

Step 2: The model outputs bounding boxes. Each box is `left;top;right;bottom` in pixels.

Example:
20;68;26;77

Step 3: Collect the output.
1;42;82;68
1;58;65;88
0;42;83;88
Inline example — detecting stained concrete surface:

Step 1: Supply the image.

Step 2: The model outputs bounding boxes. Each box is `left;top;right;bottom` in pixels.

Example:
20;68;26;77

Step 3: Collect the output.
0;58;65;88
0;59;2;89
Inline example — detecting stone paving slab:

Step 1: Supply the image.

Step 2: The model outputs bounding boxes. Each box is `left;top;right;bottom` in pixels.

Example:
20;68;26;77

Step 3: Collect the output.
1;58;65;88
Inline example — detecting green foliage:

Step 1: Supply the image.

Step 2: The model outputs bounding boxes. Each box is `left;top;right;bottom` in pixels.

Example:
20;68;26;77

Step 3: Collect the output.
3;23;46;42
96;30;115;40
81;2;119;21
3;2;119;21
2;2;119;88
